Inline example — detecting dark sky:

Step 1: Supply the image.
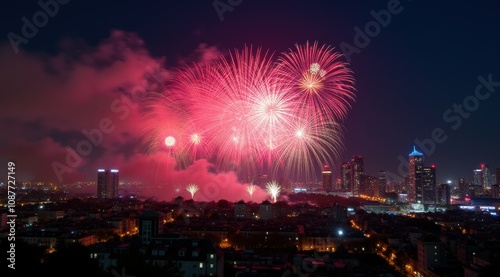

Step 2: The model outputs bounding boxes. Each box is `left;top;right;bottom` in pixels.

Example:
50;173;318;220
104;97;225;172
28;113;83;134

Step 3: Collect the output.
1;0;499;188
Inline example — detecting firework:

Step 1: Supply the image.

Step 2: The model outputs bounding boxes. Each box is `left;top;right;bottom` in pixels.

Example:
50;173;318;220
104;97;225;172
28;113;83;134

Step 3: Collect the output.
276;41;356;121
140;41;355;182
186;183;200;200
246;183;257;200
265;181;281;203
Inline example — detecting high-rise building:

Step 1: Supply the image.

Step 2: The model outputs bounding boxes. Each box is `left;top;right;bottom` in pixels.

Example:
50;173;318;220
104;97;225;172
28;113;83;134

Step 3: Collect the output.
473;164;491;190
361;174;377;196
351;156;364;196
322;164;333;192
496;168;500;185
341;162;351;191
458;178;468;198
97;169;119;199
482;164;490;189
437;183;450;205
408;146;424;203
378;171;387;198
333;178;342;191
422;165;436;205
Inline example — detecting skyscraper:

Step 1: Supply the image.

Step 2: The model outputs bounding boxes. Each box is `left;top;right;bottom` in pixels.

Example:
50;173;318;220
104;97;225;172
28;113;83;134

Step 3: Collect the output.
408;146;424;203
422;165;436;204
351;156;364;196
97;169;119;199
437;183;450;205
378;171;387;198
322;164;333;192
458;178;468;198
473;164;491;190
341;162;351;191
496;168;500;185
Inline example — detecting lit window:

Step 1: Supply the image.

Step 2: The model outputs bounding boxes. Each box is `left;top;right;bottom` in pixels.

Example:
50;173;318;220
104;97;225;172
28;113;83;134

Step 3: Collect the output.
200;262;203;268
210;264;214;268
210;254;214;259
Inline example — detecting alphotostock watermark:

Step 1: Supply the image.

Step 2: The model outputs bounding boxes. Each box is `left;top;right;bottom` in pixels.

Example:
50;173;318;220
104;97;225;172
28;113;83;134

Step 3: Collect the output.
387;73;499;180
7;0;71;54
51;64;168;182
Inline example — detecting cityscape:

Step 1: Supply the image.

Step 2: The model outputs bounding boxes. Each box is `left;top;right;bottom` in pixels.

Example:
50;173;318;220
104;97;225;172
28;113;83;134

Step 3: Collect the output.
1;1;500;277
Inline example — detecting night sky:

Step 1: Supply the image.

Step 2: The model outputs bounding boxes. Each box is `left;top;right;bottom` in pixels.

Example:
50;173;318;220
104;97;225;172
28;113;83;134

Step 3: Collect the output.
1;0;499;192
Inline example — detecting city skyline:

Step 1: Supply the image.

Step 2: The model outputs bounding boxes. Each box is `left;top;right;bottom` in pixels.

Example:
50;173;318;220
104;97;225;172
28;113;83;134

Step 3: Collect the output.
0;1;499;192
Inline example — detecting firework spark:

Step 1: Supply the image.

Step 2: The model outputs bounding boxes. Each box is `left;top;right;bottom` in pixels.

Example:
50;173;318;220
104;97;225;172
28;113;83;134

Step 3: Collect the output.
265;181;281;203
186;183;200;200
276;41;356;121
140;41;356;182
246;183;257;200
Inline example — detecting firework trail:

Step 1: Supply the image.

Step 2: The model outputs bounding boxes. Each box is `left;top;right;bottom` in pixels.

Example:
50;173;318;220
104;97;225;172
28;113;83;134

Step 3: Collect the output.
246;183;257;201
140;41;356;182
186;183;200;199
265;181;281;203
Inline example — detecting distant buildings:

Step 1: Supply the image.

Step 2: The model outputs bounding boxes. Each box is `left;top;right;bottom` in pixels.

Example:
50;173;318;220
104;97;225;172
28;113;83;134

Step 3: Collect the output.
322;164;333;192
338;156;364;195
97;169;119;199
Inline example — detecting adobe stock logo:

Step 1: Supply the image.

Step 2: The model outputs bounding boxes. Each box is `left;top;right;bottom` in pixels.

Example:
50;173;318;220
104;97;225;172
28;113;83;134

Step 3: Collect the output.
388;73;499;180
339;0;406;63
7;0;71;54
213;0;243;22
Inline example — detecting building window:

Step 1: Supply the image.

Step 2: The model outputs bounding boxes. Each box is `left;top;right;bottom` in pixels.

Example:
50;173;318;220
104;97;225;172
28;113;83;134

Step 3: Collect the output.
200;262;203;268
210;264;214;268
210;254;214;259
179;251;185;257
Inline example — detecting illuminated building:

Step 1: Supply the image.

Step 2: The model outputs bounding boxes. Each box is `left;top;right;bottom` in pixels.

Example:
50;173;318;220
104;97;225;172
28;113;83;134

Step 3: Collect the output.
474;164;491;190
422;165;436;205
97;169;119;199
408;146;424;203
351;156;364;196
437;183;450;205
378;171;387;198
341;162;351;191
322;164;333;192
458;178;468;199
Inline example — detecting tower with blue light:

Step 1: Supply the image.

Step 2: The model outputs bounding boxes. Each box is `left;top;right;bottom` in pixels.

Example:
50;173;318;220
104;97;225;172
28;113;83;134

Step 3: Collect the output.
408;146;424;203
